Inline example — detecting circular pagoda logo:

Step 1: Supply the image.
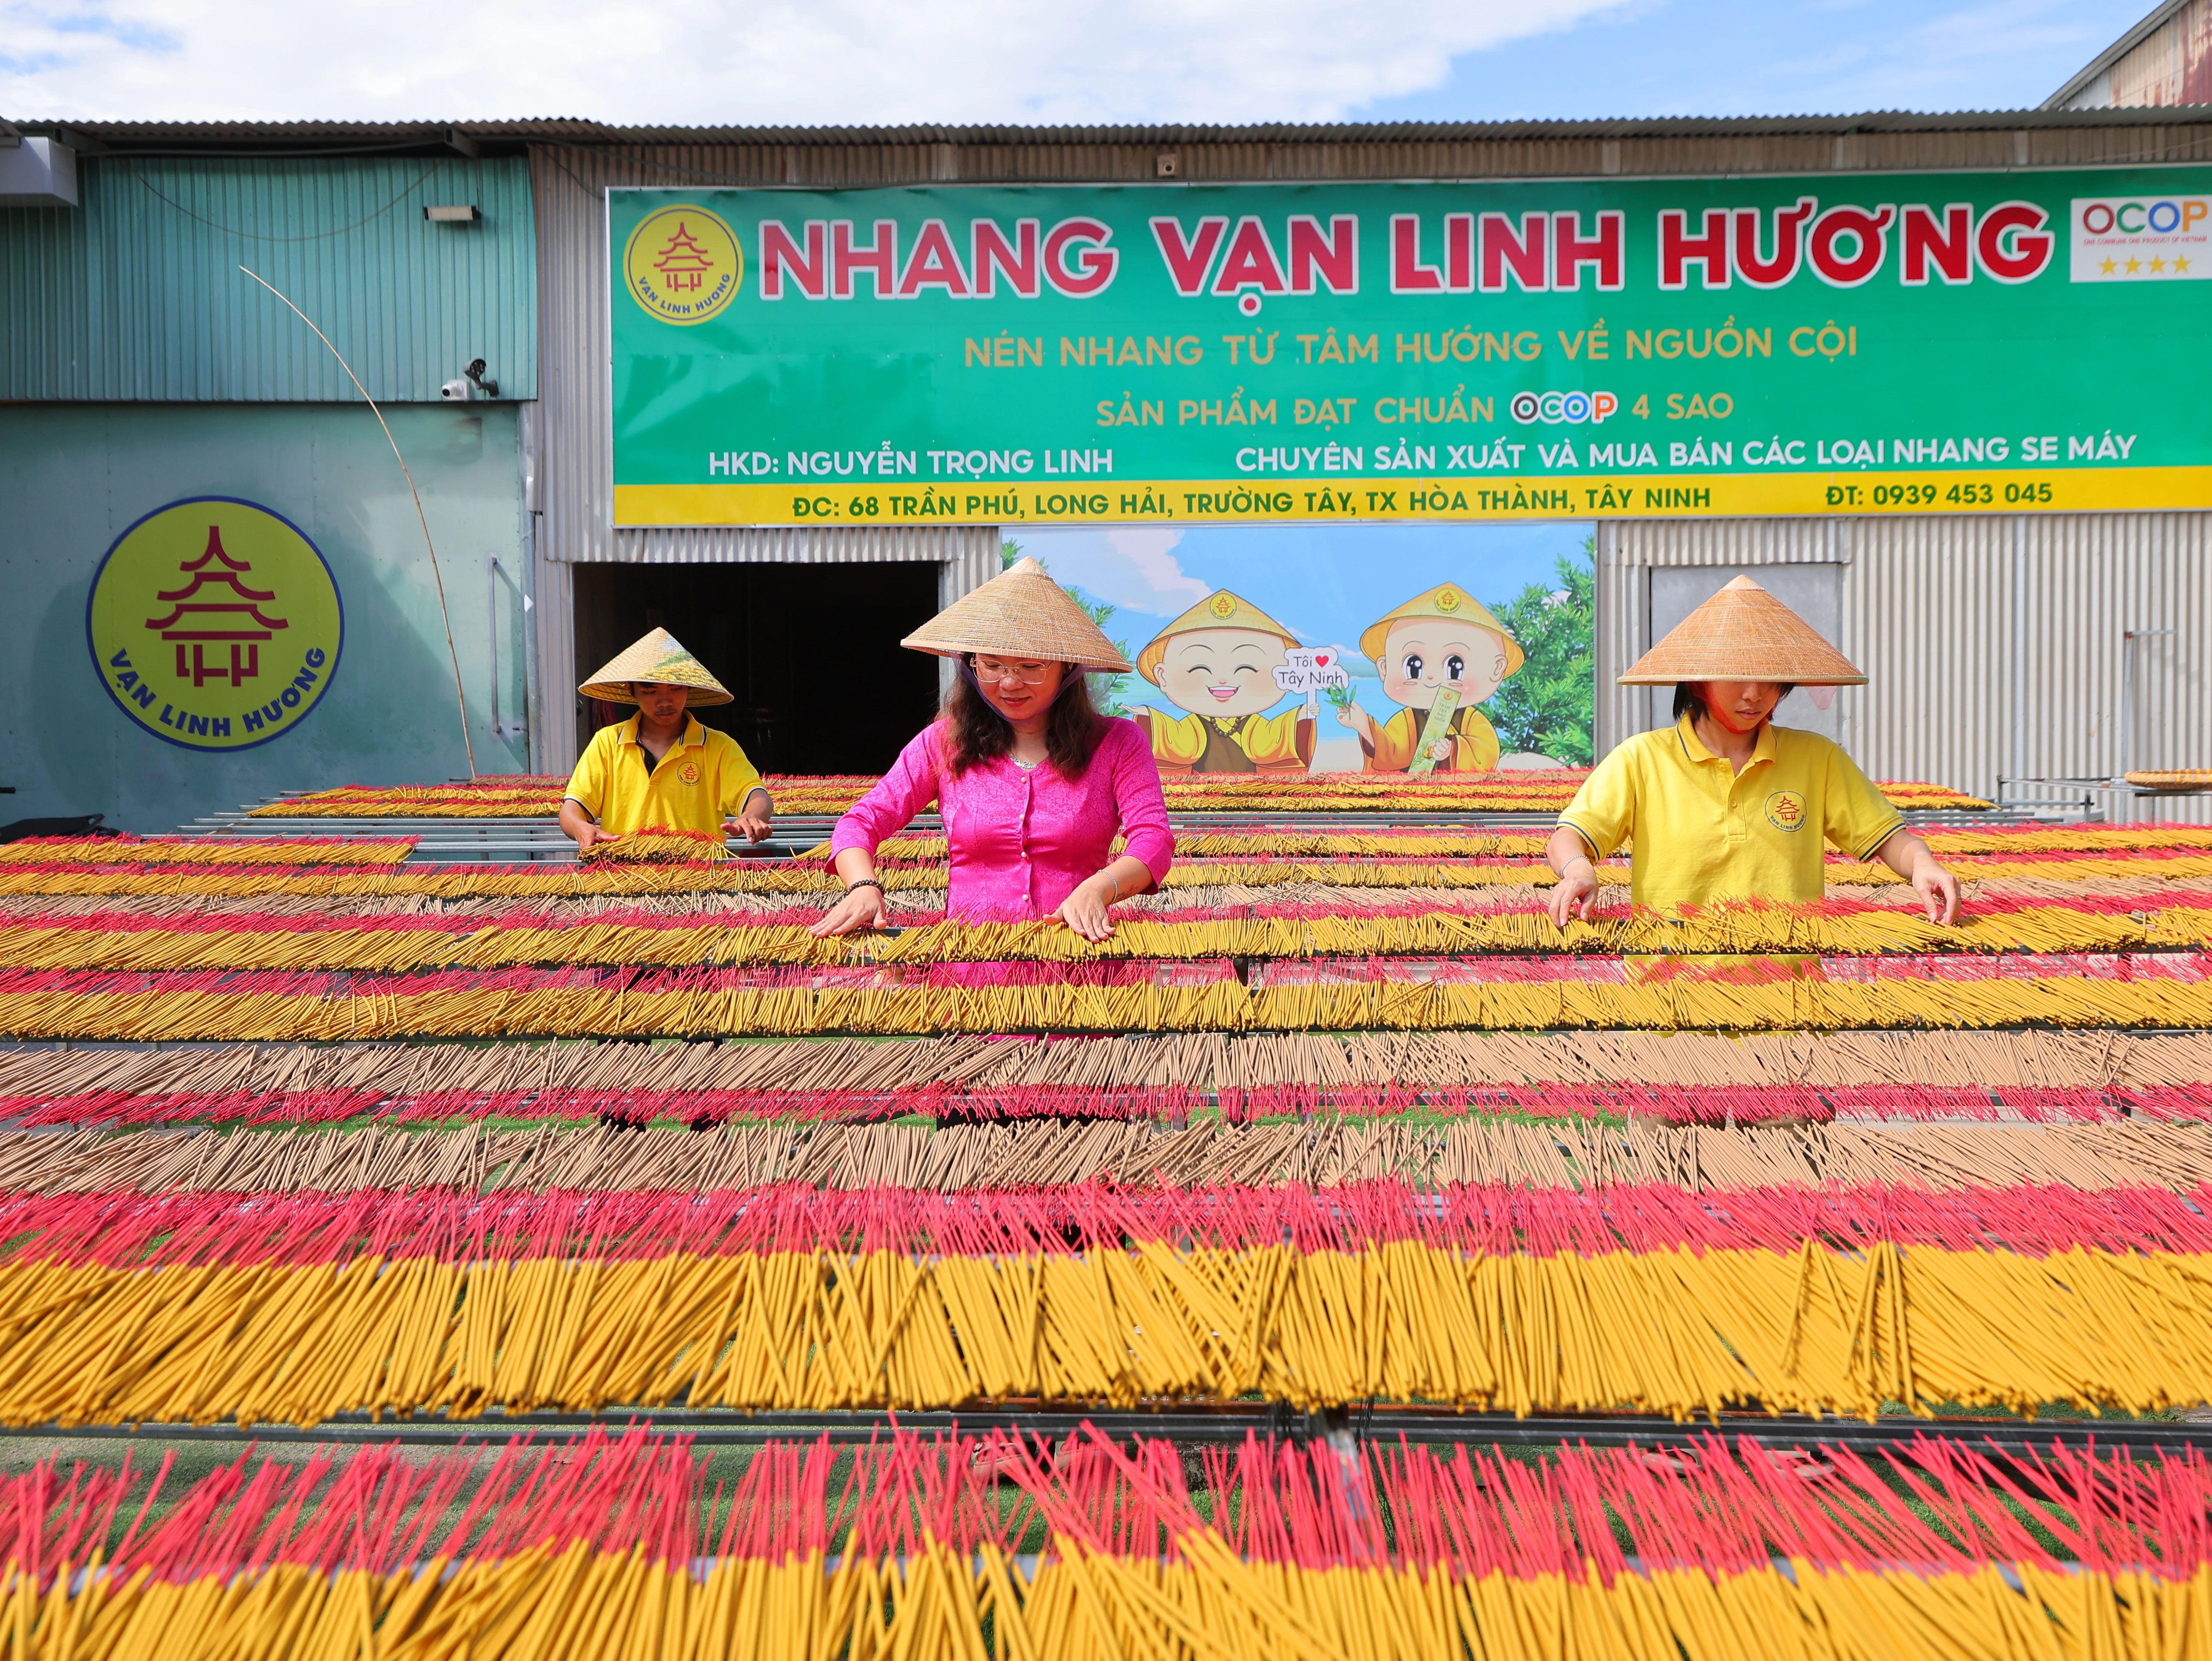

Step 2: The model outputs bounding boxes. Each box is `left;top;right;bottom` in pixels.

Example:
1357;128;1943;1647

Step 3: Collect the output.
623;204;743;324
87;497;343;752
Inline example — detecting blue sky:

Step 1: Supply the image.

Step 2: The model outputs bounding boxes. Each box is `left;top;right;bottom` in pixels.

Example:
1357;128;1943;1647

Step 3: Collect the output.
0;0;2151;127
1356;0;2147;122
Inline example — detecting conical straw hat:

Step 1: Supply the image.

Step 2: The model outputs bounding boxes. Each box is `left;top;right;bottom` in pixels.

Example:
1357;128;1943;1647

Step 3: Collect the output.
577;627;734;705
902;556;1132;672
1618;575;1865;686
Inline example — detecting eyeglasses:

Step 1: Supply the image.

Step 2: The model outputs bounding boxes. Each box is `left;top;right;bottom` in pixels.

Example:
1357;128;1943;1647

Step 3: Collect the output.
973;658;1055;685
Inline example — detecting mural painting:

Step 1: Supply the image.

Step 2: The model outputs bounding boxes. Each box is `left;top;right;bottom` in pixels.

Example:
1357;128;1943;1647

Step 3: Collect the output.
1007;522;1595;775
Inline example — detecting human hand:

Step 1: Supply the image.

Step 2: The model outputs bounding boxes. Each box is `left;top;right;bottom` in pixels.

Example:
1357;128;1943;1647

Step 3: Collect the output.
724;811;773;844
1912;856;1961;925
1548;859;1600;929
809;883;887;937
573;823;622;855
1054;874;1119;942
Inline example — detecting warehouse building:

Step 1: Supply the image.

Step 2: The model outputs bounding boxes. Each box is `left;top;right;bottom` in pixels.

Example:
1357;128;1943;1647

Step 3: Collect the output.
2048;0;2212;109
3;111;2207;826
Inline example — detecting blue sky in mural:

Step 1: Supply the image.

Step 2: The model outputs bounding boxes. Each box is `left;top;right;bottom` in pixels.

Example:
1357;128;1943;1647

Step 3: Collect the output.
1009;519;1593;728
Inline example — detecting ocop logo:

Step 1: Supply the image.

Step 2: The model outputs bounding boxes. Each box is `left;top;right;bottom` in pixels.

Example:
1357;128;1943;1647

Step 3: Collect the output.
2070;195;2209;283
1510;390;1619;426
2080;198;2208;235
624;204;743;323
88;497;343;752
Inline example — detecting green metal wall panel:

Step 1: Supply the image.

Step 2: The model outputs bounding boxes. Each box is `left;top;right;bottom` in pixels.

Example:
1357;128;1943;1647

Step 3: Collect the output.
0;156;536;402
0;403;531;831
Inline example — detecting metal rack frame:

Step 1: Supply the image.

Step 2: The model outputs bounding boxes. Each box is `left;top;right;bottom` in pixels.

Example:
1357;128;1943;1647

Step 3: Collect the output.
7;1406;2205;1457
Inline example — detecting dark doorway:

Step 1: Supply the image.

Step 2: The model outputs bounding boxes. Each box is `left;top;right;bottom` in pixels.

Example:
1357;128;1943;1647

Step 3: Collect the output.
571;561;943;774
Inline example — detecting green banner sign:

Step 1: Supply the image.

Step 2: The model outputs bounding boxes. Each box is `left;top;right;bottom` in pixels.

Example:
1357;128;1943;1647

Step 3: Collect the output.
609;170;2212;527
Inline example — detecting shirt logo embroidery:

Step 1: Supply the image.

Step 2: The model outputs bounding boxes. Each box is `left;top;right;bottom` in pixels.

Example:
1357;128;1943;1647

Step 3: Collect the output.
1765;789;1808;831
679;761;701;786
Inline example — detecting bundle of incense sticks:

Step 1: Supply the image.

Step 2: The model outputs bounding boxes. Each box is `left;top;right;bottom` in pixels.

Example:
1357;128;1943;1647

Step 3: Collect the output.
837;823;2212;860
0;835;419;866
4;951;2210;1041
15;839;2212;903
245;779;571;818
0;1426;2199;1661
5;1114;2211;1196
575;824;729;864
1135;850;2212;889
2;1179;2212;1421
1;1029;2204;1128
242;771;2002;821
4;892;2208;973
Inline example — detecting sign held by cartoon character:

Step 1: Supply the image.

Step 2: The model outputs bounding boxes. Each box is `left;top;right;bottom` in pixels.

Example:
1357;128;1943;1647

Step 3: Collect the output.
1272;647;1351;697
1340;583;1524;773
1133;590;1315;774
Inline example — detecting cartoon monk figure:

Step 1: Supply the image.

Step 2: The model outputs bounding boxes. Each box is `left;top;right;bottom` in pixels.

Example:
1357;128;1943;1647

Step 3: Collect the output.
1339;582;1524;772
1133;590;1314;774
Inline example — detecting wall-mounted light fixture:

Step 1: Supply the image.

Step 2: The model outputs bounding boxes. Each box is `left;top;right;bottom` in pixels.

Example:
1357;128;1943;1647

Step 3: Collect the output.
423;204;480;223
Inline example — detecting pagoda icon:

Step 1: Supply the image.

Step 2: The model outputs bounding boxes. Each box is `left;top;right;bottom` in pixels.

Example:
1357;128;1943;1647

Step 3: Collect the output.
652;222;717;293
143;525;289;689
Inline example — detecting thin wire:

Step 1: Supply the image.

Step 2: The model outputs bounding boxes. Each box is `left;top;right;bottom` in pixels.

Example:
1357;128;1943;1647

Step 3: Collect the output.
120;157;448;242
239;265;477;777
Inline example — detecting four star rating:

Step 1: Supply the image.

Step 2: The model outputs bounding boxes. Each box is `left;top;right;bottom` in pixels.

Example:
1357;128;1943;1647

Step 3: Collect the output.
2097;253;2195;275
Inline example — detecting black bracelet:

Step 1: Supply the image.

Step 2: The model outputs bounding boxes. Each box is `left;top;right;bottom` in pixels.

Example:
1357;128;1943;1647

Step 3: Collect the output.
844;878;885;896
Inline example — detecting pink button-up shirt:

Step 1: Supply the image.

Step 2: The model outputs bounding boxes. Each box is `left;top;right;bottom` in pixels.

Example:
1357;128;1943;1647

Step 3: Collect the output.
831;718;1174;921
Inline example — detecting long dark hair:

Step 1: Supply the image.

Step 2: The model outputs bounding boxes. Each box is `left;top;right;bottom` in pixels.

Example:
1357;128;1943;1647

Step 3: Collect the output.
942;661;1106;779
1673;682;1797;723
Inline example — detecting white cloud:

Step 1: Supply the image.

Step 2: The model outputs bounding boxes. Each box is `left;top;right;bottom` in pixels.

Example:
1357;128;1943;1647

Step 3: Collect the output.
1019;527;1211;616
1;0;1637;125
1102;529;1212;609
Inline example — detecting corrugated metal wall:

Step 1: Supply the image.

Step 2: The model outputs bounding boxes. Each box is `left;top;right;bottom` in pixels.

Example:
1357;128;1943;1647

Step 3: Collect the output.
1;401;530;829
0;155;536;402
2109;0;2212;105
1600;514;2212;823
611;527;1003;564
529;141;1017;769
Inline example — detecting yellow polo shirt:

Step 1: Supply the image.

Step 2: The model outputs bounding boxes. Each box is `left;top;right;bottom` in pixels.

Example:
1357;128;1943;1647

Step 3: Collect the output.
563;715;767;841
1559;716;1903;909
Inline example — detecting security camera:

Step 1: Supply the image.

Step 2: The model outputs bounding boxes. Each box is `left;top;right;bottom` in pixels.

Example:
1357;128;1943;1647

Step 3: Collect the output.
440;379;472;401
464;358;498;398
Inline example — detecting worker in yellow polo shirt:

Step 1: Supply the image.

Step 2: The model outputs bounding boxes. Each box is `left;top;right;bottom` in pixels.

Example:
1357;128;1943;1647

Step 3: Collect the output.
559;628;773;856
1546;576;1959;927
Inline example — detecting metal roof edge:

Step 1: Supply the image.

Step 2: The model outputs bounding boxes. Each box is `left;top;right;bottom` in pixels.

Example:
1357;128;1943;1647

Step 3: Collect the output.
2042;0;2193;108
13;107;2212;152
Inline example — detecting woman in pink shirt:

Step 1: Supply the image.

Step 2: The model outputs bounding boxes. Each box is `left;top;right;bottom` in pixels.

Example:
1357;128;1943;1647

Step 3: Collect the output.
811;557;1173;941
